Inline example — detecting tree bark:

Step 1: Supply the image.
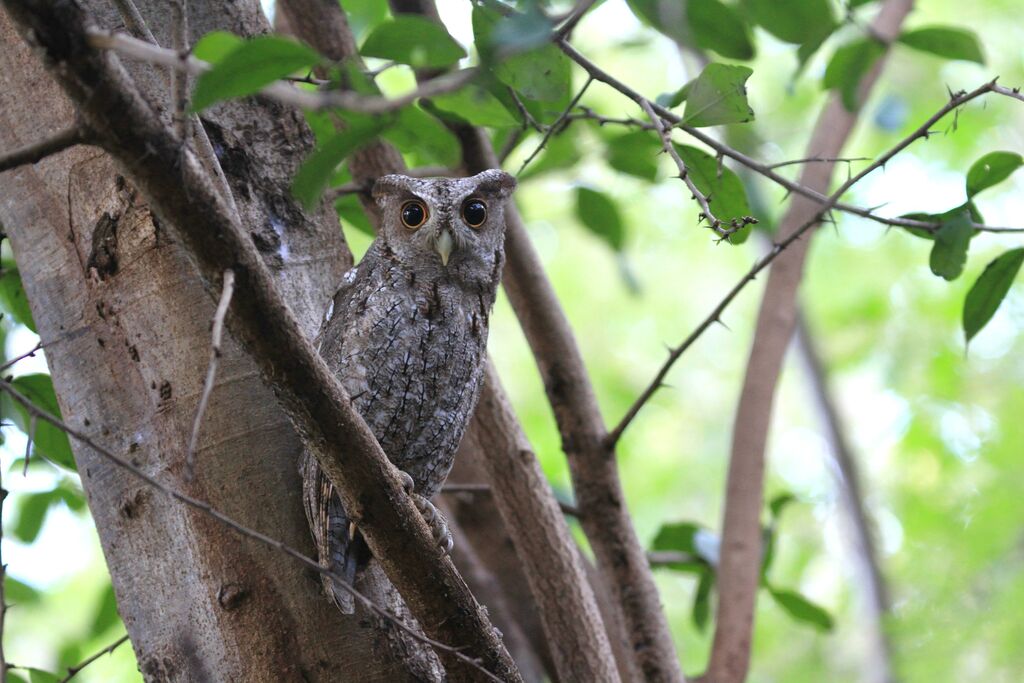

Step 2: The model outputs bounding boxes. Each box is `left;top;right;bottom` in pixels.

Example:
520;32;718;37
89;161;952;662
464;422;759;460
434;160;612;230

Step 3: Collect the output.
0;1;432;679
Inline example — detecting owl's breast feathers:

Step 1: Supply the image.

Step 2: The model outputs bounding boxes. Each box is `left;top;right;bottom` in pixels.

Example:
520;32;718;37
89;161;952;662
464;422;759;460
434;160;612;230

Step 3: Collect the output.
318;243;500;496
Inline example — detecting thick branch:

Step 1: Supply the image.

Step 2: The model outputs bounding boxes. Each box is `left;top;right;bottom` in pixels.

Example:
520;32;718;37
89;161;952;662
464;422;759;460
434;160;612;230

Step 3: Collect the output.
0;126;88;172
1;2;517;679
708;3;913;681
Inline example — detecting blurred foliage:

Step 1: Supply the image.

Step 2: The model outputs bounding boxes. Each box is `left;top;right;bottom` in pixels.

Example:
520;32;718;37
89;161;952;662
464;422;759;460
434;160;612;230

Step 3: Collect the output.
4;0;1024;681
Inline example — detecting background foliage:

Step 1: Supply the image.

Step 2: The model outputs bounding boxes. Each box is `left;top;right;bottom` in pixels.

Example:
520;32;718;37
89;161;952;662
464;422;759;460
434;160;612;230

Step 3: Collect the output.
3;0;1023;680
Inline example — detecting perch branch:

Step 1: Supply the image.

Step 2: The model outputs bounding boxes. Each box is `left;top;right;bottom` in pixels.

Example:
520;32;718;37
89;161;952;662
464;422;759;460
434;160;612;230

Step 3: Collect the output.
2;2;518;679
58;634;130;683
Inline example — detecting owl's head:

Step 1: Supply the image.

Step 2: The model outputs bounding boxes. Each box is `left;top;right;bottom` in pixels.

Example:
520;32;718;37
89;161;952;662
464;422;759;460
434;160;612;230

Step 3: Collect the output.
371;169;516;283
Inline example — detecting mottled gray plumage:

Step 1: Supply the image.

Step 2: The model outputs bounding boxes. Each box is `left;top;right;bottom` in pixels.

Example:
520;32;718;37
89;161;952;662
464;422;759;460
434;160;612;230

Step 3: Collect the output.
301;169;516;613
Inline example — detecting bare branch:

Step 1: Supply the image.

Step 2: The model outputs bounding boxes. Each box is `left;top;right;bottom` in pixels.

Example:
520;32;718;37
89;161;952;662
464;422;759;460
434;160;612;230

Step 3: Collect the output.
86;30;479;115
516;76;592;176
0;340;43;373
186;269;235;480
110;0;155;42
608;78;1022;446
553;0;598;39
58;634;130;683
0;126;89;173
169;0;189;140
0;379;503;683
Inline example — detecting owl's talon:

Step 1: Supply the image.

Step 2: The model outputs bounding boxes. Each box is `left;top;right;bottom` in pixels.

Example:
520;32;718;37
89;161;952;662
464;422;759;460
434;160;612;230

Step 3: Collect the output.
398;470;415;494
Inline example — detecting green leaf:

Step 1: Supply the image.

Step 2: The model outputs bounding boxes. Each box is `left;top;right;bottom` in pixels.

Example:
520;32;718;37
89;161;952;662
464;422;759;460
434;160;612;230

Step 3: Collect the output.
687;0;755;60
342;0;391;40
518;128;581;181
606;130;661;181
768;587;835;631
682;64;754;127
823;39;885;112
575;188;626;251
674;144;755;243
692;570;715;631
744;0;835;44
653;521;702;553
657;81;692;109
382;106;461;168
191;31;243;64
335;194;375;237
10;374;75;470
929;210;974;281
191;36;321;111
963;248;1024;343
5;575;42;605
26;669;61;683
769;492;796;519
0;267;37;332
966;151;1023;198
90;583;121;634
13;492;55;543
361;16;466;69
898;27;985;64
292;119;390;209
428;84;520;128
496;46;572;103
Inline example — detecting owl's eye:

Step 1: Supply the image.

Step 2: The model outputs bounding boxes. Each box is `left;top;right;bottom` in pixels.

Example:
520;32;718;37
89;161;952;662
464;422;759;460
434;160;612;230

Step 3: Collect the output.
462;199;487;228
400;200;428;230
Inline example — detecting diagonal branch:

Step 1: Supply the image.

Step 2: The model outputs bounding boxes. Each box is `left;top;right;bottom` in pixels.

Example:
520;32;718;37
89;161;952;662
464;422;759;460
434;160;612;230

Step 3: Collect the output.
1;2;517;679
59;634;130;683
0;126;90;173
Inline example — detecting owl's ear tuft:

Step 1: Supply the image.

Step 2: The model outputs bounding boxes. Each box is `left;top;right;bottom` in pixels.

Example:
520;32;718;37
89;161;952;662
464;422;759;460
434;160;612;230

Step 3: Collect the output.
472;169;516;201
372;174;412;201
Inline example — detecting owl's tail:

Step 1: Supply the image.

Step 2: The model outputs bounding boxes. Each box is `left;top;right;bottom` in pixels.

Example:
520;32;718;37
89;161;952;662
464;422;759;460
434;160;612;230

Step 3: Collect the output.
300;452;372;615
323;494;371;614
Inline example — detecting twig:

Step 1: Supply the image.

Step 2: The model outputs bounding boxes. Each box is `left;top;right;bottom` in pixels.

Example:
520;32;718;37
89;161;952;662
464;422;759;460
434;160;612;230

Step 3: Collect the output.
186;269;235;480
110;0;155;42
0;127;89;174
0;378;503;683
58;634;130;683
442;482;579;516
0;341;43;373
516;76;592;176
169;0;190;140
86;30;479;115
553;0;598;39
607;78;1022;446
766;155;871;169
23;415;36;476
640;99;755;238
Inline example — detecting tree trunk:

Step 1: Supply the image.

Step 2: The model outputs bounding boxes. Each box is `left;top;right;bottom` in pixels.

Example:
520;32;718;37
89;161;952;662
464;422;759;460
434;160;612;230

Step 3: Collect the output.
0;1;433;679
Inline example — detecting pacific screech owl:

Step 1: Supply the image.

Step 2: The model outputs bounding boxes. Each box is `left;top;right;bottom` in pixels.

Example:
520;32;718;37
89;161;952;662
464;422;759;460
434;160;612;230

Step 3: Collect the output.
301;169;516;613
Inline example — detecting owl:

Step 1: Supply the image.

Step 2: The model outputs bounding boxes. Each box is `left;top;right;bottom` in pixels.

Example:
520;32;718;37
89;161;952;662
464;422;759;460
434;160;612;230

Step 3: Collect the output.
301;169;517;613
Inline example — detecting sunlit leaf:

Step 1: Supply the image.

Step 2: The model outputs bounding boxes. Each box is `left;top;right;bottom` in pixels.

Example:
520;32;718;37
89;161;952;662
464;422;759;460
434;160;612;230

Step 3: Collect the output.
966;151;1023;198
682;64;755;127
899;27;985;64
13;492;54;543
360;16;466;69
768;587;835;631
674;144;754;243
823;39;885;111
606;130;661;181
686;0;755;60
90;583;122;634
292;119;390;209
191;36;321;111
929;209;973;281
769;492;796;518
5;575;42;604
0;267;37;332
382;106;461;167
26;669;61;683
496;46;572;103
428;85;519;128
575;188;626;251
693;570;715;631
963;248;1024;344
744;0;835;44
191;31;243;64
10;374;75;470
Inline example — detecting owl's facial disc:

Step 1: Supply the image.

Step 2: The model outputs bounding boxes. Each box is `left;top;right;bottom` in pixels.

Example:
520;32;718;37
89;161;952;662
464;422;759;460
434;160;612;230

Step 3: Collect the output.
434;229;454;266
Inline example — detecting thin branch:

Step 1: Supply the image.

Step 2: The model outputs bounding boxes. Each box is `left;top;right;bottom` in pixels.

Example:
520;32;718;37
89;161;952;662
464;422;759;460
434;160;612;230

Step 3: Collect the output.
647;550;700;567
640;99;755;238
169;0;190;140
0;127;89;173
0;340;43;373
110;0;155;42
766;155;871;170
553;0;598;39
86;30;479;115
0;379;502;683
186;269;235;481
607;78;1022;446
58;634;130;683
516;77;592;176
557;48;1024;236
22;415;35;476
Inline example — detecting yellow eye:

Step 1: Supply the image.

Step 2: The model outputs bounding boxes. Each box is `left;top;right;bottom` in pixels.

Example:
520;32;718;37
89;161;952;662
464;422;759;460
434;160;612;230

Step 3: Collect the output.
400;200;428;230
462;199;487;228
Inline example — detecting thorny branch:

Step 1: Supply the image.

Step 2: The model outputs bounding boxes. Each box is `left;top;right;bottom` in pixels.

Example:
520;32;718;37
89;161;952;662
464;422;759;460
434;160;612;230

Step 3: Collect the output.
58;633;130;683
516;76;592;176
186;269;235;480
0;126;90;173
0;379;504;683
607;78;1022;446
640;99;756;238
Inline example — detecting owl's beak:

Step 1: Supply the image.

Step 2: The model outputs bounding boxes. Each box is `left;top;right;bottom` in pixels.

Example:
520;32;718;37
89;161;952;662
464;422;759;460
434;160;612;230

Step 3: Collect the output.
434;230;454;266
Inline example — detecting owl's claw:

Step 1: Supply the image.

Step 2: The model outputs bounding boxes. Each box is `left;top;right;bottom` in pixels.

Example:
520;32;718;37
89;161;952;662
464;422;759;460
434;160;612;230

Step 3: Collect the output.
400;470;453;556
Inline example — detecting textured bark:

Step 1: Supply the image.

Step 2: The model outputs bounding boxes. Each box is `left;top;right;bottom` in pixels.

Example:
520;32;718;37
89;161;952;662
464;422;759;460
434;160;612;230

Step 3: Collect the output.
707;2;914;681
